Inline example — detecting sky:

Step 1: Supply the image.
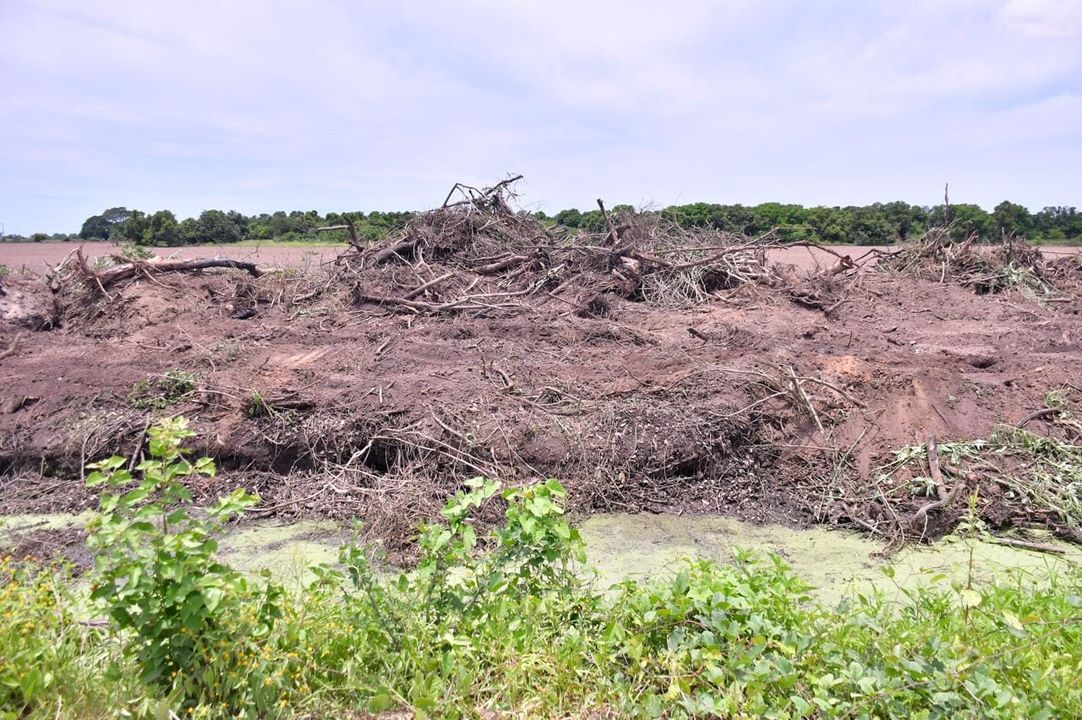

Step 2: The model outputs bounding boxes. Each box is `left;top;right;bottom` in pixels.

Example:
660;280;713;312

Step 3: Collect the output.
1;0;1081;235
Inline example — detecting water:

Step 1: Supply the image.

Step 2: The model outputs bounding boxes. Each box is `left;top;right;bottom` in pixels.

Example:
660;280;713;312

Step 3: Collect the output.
3;512;1077;601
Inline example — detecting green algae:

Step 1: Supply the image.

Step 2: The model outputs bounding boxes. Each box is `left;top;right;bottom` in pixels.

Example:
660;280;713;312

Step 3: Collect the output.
218;520;349;586
0;511;95;533
3;511;1077;601
577;513;1079;603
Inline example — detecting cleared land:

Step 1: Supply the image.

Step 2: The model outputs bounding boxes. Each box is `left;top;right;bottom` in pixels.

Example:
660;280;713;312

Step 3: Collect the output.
6;239;1080;273
2;187;1081;558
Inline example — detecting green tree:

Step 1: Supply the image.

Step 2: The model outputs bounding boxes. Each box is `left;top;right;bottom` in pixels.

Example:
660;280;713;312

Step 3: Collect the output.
554;208;583;228
146;210;181;246
194;210;242;244
79;206;133;240
949;204;995;241
993;201;1033;238
113;210;149;244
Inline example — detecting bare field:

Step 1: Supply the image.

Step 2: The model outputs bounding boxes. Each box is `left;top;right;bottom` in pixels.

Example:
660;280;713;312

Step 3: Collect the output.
3;240;1079;275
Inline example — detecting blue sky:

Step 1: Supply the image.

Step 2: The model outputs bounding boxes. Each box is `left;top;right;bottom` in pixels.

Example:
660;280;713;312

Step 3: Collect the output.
1;0;1080;234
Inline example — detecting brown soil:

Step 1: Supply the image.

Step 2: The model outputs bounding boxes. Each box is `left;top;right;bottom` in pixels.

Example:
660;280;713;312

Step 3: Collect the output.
1;525;91;572
2;200;1081;554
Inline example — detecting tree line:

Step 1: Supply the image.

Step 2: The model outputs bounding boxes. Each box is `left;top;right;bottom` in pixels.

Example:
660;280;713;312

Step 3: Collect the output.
547;201;1082;244
4;200;1081;245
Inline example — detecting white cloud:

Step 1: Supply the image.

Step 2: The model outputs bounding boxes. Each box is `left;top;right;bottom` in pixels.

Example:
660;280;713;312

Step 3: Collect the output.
1000;0;1082;37
1;0;1080;233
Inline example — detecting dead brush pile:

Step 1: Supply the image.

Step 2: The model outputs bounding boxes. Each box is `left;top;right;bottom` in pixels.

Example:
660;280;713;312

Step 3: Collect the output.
339;176;789;318
880;227;1057;296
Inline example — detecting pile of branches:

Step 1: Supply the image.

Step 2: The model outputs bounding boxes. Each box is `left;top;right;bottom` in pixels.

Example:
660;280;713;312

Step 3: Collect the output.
881;228;1051;295
343;176;808;318
824;415;1082;553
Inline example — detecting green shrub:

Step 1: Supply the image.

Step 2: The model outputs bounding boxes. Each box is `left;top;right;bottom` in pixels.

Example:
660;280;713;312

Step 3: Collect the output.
118;243;155;261
85;416;289;715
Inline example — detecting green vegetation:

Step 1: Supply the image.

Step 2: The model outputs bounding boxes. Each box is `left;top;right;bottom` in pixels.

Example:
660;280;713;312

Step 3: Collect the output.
86;417;285;712
551;200;1082;244
884;423;1082;531
5;199;1082;246
127;370;198;410
2;418;1081;719
71;207;414;247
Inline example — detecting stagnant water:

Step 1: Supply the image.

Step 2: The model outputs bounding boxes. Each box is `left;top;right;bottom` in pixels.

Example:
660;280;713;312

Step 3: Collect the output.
2;512;1077;603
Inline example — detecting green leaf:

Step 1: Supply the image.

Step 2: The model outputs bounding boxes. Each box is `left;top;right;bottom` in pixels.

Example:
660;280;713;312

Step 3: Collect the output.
960;589;983;608
369;691;395;713
1001;610;1024;631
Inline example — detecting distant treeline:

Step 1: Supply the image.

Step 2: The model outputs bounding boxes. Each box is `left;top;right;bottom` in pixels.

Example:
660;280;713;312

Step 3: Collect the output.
547;201;1082;244
4;200;1081;245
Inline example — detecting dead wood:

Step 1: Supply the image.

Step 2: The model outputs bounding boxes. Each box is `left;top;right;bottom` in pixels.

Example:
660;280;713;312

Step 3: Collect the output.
990;537;1066;555
475;254;533;275
74;249;274;289
402;271;455;300
597;198;622;246
909;438;967;537
371;237;420;265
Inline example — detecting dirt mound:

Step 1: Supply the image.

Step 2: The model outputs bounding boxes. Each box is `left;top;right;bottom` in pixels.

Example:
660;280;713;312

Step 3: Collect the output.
2;182;1080;553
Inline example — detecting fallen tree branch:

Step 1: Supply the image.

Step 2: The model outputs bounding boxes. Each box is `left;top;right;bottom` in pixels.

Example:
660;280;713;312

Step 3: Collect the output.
990;537;1066;555
76;249;274;288
475;254;533;275
403;271;455;300
371;236;420;265
909;438;967;537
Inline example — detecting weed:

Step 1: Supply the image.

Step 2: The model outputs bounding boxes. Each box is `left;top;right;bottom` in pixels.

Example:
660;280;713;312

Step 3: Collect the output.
245;391;269;418
0;558;76;713
128;369;197;410
118;244;155;262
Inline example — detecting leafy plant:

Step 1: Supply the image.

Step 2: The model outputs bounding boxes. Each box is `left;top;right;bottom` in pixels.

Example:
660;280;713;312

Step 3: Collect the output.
118;243;155;262
244;391;269;418
4;417;1080;717
0;559;77;715
85;417;288;714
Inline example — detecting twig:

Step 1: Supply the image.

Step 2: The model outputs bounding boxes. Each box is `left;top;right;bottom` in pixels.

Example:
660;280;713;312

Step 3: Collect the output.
403;271;454;300
990;537;1066;555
